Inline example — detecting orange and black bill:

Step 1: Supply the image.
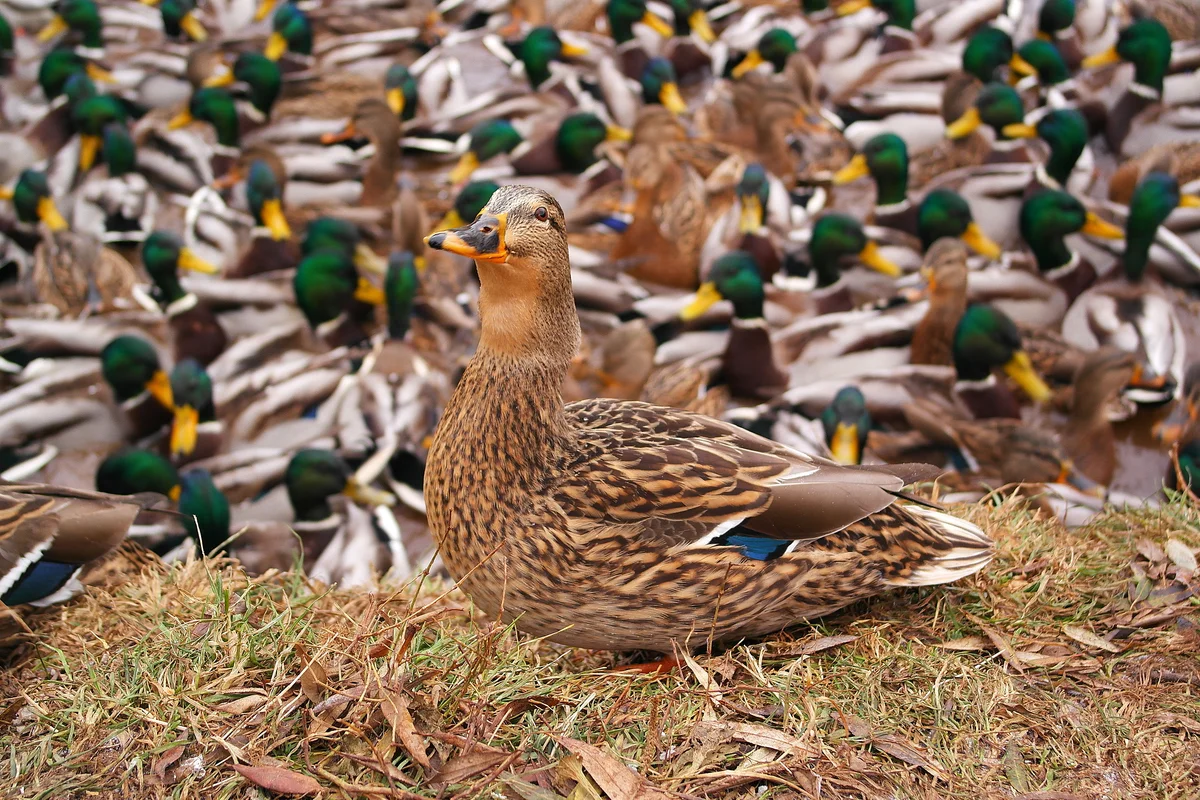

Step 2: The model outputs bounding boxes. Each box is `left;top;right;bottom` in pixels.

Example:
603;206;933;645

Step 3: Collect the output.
425;212;508;262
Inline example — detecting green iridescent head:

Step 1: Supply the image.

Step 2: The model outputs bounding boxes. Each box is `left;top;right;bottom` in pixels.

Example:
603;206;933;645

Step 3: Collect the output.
821;386;871;465
607;0;663;44
707;250;766;319
1035;108;1088;187
1018;40;1069;85
961;26;1015;82
1172;441;1200;493
808;214;900;286
973;82;1027;137
142;230;218;303
71;93;126;136
1038;0;1075;36
286;449;352;521
302;217;361;256
857;133;909;206
1124;171;1186;281
160;0;206;41
8;169;61;226
737;163;771;219
468;119;523;161
666;0;712;39
384;63;417;121
518;26;584;88
871;0;915;30
100;335;165;403
246;159;283;227
917;188;999;259
1113;18;1171;94
756;28;798;72
269;4;313;57
170;359;214;422
48;0;104;50
178;469;230;555
0;12;14;55
385;250;420;340
38;49;100;100
294;250;359;327
101;122;137;177
555;113;615;173
451;181;499;226
952;304;1025;381
232;52;281;116
96;448;181;500
1019;189;1088;272
641;57;683;110
183;87;240;147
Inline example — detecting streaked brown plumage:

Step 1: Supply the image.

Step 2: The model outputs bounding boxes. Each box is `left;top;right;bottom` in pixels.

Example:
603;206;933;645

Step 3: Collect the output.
423;185;993;654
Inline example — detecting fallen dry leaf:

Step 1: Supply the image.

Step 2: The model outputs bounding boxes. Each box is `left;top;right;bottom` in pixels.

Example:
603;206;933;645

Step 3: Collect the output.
556;736;676;800
839;715;949;780
1165;539;1197;573
431;748;512;787
231;763;321;795
500;772;568;800
294;643;328;704
152;744;185;783
380;690;430;769
933;636;988;651
214;694;269;714
1063;625;1120;653
692;721;818;759
775;634;858;656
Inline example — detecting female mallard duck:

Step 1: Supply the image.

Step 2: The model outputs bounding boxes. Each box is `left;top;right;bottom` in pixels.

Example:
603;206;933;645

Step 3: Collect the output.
1062;171;1199;404
321;98;404;205
423;184;992;654
678;250;787;399
1080;17;1200;158
141;230;228;367
0;482;166;606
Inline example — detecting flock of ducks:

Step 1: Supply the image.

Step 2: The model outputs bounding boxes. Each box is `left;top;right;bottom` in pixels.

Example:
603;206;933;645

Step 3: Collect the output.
0;0;1199;637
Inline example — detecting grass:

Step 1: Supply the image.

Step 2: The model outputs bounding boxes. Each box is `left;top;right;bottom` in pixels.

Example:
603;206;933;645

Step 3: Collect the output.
2;494;1198;799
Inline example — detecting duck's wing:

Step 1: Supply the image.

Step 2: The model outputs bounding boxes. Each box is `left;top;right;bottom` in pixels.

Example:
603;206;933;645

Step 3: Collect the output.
561;399;945;547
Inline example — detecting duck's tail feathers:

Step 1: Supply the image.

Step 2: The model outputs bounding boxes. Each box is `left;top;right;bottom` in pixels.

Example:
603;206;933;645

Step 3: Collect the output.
889;506;994;587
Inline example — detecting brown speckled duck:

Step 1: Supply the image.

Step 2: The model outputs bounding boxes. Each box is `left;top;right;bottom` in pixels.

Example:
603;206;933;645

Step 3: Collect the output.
422;185;992;655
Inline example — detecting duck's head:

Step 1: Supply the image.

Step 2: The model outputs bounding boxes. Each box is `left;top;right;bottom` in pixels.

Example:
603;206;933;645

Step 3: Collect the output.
169;87;240;148
160;0;208;42
101;335;171;407
101;122;137;177
1019;189;1122;272
302;217;383;274
641;57;686;114
142;230;219;304
946;82;1027;142
266;3;312;60
1;169;68;230
426;184;579;362
72;94;126;171
178;469;229;554
384;63;418;121
1155;364;1200;446
681;250;764;321
821;386;871;465
295;250;368;327
920;237;969;299
518;25;588;89
38;0;103;50
732;28;796;78
286;449;393;522
437;180;499;231
1082;18;1170;96
917;189;1001;258
385;250;420;340
836;0;915;30
808;213;901;287
0;13;13;58
169;359;213;458
1037;0;1075;38
246;159;291;240
666;0;715;42
1017;40;1069;86
1124;171;1200;280
953;303;1051;401
96;448;181;502
37;48;111;100
449;119;523;184
555;112;631;174
737;164;771;234
833;133;908;206
961;25;1033;83
205;53;280;117
1072;347;1136;420
606;0;672;44
1033;107;1088;188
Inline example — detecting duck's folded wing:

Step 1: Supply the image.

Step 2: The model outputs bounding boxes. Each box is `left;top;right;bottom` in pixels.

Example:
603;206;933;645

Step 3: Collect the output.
562;399;944;548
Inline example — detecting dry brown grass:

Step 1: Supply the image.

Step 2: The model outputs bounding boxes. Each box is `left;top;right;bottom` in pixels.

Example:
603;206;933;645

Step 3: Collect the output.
2;494;1198;800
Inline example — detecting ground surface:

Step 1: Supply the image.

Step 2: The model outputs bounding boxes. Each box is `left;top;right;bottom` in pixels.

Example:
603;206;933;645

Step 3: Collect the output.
1;494;1198;799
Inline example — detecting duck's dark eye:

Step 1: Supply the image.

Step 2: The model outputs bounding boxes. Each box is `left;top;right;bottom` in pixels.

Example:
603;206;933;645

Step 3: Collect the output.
534;206;549;222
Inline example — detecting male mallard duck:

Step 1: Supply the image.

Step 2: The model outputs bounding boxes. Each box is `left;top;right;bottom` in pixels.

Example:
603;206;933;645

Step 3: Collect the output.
639;57;687;115
142;230;228;366
95;447;181;501
218;150;299;279
447;118;525;184
779;212;902;314
166;357;221;464
37;0;104;54
606;0;674;81
158;0;208;43
1034;0;1085;69
423;184;992;654
509;24;590;89
951;303;1053;419
265;3;313;63
679;250;787;399
941;25;1036;124
1;169;69;241
1015;188;1124;306
293;249;382;348
100;334;175;440
700;161;791;281
203;52;282;121
822;384;872;465
944;82;1035;166
917;188;1003;258
168;86;241;165
0;482;167;606
1062;171;1199;404
1080;17;1200;158
384;63;418;122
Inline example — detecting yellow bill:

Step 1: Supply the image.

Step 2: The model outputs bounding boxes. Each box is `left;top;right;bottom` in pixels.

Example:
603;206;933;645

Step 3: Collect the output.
448;152;480;185
1081;211;1124;239
259;198;291;240
37;196;68;232
354;242;387;275
833;153;870;185
961;222;1002;259
605;124;632;142
731;49;764;79
1081;46;1121;69
264;31;288;61
1003;350;1051;402
146;369;174;409
0;186;12;200
1001;122;1039;139
181;12;208;41
78;134;101;172
354;277;386;305
168;109;194;130
343;479;396;507
1009;52;1037;76
168;484;182;502
559;39;589;58
203;69;234;89
436;209;466;232
858;240;902;276
829;422;861;465
739;194;764;234
178;247;219;274
836;0;872;15
86;63;116;83
171;405;199;457
689;10;716;43
946;106;981;139
1180;193;1200;209
387;87;406;117
642;10;673;37
659;81;687;115
425;212;509;263
37;15;68;42
255;0;278;22
680;281;724;321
